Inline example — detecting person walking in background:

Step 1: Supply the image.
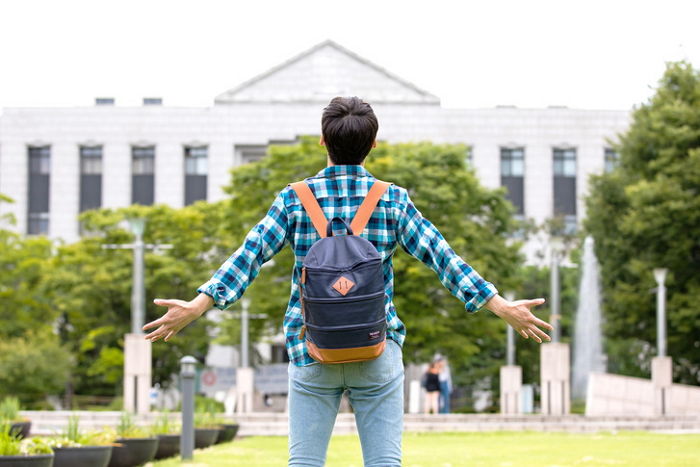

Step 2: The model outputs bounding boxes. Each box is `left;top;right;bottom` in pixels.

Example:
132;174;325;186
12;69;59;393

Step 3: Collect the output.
423;361;441;414
437;357;453;414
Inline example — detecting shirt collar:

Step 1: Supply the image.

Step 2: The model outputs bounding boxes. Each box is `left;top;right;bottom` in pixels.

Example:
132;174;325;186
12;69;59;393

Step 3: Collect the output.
313;165;373;179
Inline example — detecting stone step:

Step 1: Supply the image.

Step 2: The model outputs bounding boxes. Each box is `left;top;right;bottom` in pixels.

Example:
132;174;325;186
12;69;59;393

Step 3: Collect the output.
22;411;700;437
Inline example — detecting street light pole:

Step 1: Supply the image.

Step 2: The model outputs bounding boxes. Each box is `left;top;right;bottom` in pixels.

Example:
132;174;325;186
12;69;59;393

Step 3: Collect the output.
654;268;668;357
505;291;516;366
241;298;249;368
550;247;561;343
180;356;197;461
130;218;145;334
102;217;172;413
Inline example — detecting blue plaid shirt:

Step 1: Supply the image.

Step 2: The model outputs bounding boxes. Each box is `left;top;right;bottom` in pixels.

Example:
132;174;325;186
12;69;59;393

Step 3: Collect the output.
197;165;498;366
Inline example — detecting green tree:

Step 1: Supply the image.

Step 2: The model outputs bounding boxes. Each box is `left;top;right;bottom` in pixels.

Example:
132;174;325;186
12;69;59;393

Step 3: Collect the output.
0;195;56;339
0;331;73;405
42;203;232;397
215;137;526;390
585;61;700;384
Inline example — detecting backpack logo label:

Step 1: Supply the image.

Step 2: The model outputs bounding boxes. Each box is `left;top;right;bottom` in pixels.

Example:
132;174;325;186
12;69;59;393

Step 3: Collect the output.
332;276;355;296
368;330;381;339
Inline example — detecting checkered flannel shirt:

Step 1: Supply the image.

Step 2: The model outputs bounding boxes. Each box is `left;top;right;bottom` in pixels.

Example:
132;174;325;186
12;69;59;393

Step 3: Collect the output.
197;165;498;366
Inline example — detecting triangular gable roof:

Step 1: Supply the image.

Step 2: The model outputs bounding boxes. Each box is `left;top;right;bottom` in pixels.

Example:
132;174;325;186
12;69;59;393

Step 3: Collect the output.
215;40;440;105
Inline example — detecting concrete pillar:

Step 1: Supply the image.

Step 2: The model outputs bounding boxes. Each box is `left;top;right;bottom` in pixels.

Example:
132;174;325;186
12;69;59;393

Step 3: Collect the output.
540;342;570;415
124;334;152;414
408;380;422;414
652;356;672;416
235;367;255;413
500;365;523;414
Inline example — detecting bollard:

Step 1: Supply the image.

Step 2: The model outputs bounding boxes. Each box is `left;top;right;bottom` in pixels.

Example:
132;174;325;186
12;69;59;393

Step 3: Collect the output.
180;356;197;460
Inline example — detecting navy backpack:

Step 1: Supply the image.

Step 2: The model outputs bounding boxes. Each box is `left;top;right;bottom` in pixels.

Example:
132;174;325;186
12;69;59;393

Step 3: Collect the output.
290;179;391;364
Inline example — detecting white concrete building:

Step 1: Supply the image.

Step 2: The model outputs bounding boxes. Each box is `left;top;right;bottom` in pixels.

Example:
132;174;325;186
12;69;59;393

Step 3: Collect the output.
0;40;630;262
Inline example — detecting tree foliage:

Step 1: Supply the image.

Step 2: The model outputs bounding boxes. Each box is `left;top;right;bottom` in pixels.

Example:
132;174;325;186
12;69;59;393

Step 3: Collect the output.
41;203;233;396
0;331;73;404
585;61;700;384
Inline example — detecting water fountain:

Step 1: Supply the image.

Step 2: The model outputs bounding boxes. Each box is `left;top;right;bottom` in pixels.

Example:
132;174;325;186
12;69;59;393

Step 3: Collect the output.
572;236;606;400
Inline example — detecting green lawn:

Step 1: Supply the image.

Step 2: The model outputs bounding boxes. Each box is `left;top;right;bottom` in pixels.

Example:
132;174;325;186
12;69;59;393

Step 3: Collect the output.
149;431;700;466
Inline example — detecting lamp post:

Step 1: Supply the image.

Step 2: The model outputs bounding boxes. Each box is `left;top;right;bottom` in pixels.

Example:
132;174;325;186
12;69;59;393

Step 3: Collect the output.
241;298;250;369
505;291;516;366
102;218;172;413
653;268;668;357
128;218;146;334
180;356;197;460
500;291;523;414
540;236;570;415
651;267;671;416
550;244;561;343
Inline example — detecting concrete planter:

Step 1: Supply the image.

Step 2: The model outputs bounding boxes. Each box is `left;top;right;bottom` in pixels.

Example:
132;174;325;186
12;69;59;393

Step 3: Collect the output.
53;446;112;467
107;438;158;467
215;424;239;444
10;421;31;439
0;454;54;467
194;428;220;449
154;434;180;460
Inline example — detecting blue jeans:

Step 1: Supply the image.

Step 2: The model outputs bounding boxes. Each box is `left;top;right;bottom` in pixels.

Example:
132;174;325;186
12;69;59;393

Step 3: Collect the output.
288;338;404;466
439;381;450;414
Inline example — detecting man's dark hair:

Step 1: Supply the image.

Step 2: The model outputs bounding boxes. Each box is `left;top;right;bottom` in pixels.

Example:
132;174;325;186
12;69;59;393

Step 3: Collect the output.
321;96;378;165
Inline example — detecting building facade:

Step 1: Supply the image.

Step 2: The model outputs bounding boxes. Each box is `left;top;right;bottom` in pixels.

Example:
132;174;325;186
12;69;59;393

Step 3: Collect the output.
0;40;630;263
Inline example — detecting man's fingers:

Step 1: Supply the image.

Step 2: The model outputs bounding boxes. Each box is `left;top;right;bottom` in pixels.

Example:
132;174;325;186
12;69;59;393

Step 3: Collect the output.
143;317;165;331
530;326;551;343
525;298;546;308
164;330;176;342
526;328;543;344
145;325;166;341
153;298;179;308
519;328;529;339
532;317;554;331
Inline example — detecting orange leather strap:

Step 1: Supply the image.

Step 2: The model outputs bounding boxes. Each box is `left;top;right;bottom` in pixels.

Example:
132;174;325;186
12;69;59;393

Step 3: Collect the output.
350;180;391;235
290;181;328;238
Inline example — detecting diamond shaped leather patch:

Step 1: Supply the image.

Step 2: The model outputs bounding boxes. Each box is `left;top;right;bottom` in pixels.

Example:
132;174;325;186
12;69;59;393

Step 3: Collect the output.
332;276;355;296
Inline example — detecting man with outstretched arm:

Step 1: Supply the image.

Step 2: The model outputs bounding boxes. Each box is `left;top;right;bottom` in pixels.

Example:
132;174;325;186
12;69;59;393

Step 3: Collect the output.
145;96;552;467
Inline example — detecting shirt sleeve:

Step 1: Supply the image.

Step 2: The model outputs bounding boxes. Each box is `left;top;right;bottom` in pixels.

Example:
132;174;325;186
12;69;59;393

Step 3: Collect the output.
196;189;290;310
394;187;498;313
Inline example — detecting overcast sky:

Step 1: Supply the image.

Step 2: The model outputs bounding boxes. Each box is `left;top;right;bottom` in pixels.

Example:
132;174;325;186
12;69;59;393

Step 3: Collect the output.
0;0;698;114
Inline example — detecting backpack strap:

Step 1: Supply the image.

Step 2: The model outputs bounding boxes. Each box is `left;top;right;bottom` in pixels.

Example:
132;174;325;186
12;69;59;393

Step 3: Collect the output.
290;181;328;238
350;180;391;235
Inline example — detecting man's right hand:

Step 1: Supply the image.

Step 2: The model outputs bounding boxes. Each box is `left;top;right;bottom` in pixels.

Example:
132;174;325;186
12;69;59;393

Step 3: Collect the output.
143;293;213;342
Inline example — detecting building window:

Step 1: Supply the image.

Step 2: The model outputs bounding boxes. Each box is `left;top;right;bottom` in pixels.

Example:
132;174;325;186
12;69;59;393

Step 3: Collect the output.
563;214;577;235
501;147;524;176
29;146;51;175
500;147;525;215
236;145;267;165
132;146;155;174
465;146;473;166
132;146;155;205
604;147;619;173
28;212;50;236
184;146;208;205
553;147;576;220
80;146;102;213
553;148;576;177
27;146;51;235
185;146;208;175
80;146;103;174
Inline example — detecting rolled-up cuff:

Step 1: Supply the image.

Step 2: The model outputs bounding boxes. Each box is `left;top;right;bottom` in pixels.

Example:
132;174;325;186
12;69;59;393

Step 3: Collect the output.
464;281;498;313
196;280;234;311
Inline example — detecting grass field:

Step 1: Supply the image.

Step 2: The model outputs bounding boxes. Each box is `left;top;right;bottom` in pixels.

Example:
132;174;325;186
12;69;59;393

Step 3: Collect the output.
149;431;700;466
